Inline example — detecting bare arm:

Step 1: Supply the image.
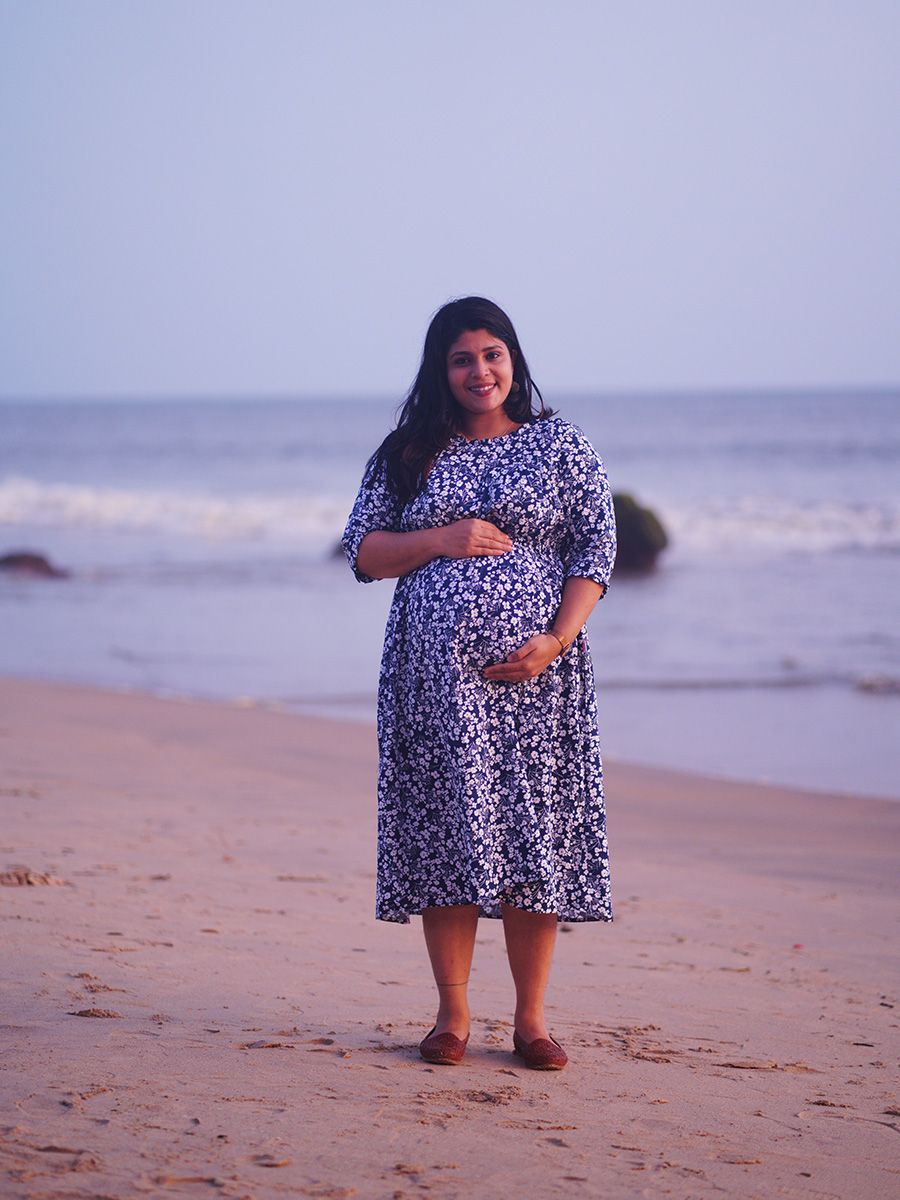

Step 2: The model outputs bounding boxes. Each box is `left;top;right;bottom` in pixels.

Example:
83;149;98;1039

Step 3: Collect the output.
356;519;514;581
549;575;606;645
356;528;446;580
481;575;606;682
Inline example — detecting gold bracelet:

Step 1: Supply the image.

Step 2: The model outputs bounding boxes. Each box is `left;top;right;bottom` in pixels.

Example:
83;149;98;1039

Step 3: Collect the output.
546;629;569;656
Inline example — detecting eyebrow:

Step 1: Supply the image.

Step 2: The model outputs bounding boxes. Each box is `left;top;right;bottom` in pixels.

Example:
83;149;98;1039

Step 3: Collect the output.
448;343;505;357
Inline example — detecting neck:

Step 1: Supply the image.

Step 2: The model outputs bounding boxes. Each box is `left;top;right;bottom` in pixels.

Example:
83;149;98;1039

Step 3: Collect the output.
457;411;519;441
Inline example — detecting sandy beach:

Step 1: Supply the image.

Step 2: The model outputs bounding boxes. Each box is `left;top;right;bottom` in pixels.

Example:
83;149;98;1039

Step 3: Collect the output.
1;675;898;1199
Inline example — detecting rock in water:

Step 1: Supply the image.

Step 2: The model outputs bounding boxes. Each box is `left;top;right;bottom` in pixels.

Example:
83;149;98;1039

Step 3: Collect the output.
0;550;70;578
329;495;670;575
612;493;669;572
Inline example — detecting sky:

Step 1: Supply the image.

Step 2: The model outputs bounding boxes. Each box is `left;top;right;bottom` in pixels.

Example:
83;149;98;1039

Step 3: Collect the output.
1;0;898;398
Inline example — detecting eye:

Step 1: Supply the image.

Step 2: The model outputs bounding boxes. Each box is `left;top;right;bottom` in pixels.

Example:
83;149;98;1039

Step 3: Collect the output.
486;351;501;360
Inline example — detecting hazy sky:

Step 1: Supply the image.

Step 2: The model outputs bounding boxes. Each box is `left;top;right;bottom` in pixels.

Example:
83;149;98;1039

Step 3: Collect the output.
2;1;898;397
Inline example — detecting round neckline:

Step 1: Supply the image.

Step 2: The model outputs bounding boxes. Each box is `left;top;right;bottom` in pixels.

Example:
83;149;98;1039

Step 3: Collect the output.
451;421;530;446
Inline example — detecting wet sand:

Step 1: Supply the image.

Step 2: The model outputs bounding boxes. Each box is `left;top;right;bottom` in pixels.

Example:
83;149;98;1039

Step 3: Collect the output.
1;676;898;1199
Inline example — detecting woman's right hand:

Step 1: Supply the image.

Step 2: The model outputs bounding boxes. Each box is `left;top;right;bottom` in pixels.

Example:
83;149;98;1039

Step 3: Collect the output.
436;518;513;559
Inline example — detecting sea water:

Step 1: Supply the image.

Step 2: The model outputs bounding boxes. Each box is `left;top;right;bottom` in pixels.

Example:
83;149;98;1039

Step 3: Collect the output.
1;391;897;799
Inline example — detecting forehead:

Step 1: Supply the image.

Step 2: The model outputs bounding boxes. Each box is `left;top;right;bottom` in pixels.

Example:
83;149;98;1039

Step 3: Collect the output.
446;328;506;357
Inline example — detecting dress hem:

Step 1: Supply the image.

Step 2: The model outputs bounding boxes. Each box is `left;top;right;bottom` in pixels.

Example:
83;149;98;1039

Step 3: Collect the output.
375;900;614;925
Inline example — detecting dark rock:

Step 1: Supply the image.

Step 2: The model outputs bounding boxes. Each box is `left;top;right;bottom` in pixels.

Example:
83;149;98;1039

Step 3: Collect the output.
0;550;70;579
329;491;670;575
612;493;668;572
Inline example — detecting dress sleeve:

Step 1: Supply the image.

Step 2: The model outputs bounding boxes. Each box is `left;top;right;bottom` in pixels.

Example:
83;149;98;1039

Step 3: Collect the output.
557;423;617;596
340;453;404;584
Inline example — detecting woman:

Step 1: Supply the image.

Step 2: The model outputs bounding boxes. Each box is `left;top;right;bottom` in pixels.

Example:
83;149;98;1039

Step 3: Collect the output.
341;296;616;1071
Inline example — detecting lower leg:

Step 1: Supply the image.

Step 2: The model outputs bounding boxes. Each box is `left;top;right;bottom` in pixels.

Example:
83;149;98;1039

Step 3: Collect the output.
421;904;479;1038
500;902;559;1042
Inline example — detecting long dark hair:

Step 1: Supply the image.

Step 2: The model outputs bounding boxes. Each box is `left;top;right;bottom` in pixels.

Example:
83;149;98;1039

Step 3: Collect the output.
366;296;556;506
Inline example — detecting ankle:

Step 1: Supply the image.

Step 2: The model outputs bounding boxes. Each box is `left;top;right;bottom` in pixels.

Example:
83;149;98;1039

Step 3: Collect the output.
437;1002;470;1024
435;995;470;1033
514;1009;549;1041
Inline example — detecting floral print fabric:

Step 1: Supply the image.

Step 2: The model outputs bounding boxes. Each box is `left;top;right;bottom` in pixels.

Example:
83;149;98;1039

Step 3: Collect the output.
341;416;617;923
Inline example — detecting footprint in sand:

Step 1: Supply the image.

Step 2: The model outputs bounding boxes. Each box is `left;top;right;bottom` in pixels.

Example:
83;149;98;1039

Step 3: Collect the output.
1;867;68;886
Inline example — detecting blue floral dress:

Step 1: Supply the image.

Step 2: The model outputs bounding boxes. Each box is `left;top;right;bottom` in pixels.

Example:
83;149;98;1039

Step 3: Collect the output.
341;415;617;924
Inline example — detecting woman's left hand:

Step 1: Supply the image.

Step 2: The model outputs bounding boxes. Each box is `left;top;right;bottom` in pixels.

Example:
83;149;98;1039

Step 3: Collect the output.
481;634;562;682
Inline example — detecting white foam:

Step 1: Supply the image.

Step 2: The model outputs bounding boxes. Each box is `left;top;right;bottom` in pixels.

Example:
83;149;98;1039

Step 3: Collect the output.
2;474;898;556
662;495;900;554
0;475;347;546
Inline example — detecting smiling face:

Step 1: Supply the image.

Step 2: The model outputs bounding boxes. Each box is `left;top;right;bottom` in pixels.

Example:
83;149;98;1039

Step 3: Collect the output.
446;328;515;419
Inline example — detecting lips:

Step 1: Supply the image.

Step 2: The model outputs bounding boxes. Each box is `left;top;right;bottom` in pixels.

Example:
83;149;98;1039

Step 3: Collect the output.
468;383;496;396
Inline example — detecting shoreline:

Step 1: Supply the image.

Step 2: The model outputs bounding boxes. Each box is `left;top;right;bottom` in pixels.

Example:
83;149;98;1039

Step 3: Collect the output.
2;675;898;1198
4;670;899;807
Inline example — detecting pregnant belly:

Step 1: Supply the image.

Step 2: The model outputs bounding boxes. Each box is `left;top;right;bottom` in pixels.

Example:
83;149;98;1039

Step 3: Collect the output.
404;545;562;668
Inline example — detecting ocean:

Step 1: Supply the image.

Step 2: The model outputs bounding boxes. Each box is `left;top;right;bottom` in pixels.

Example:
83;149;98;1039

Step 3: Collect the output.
1;390;898;799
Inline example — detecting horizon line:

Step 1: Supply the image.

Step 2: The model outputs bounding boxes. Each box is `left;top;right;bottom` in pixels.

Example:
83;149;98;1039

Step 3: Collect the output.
1;381;898;405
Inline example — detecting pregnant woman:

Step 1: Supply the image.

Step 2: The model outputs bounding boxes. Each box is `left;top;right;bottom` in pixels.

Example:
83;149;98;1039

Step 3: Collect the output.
341;296;616;1070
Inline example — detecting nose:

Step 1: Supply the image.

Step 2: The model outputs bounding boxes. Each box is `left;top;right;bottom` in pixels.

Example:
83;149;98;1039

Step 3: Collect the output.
470;358;491;380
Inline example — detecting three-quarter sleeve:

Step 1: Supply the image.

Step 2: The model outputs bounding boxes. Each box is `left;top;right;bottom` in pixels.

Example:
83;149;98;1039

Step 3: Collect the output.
341;453;404;583
557;423;617;595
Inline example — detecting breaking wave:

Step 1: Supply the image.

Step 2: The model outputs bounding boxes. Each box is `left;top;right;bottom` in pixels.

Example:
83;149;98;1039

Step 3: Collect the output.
1;475;899;555
0;475;347;546
662;495;900;554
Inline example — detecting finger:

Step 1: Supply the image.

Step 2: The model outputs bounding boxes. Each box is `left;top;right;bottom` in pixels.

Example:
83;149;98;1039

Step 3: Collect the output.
483;665;530;680
485;643;536;669
510;641;542;660
484;652;551;680
479;524;513;544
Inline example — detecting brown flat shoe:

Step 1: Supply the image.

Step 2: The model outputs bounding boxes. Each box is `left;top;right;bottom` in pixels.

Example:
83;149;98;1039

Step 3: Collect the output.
419;1026;470;1065
513;1029;568;1070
